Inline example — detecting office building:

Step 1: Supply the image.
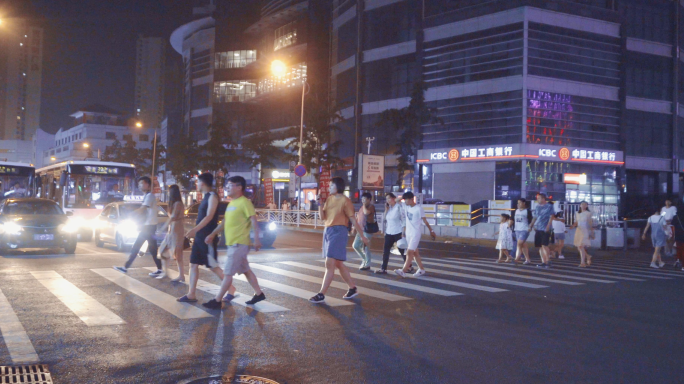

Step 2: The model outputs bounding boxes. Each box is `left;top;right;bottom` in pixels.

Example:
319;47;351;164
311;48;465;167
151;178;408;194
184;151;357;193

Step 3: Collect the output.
0;18;43;141
135;36;166;130
331;0;684;213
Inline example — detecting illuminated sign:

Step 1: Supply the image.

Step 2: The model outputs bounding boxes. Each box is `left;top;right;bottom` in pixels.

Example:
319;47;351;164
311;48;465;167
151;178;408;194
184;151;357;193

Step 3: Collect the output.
538;149;557;157
448;149;459;161
271;170;291;178
419;144;623;165
461;146;514;159
84;166;119;175
123;195;144;202
0;166;19;175
564;173;587;185
571;149;616;162
559;147;570;161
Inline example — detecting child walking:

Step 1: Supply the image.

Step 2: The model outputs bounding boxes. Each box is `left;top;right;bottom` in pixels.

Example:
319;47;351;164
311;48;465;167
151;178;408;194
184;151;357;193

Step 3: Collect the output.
551;212;566;259
495;214;514;263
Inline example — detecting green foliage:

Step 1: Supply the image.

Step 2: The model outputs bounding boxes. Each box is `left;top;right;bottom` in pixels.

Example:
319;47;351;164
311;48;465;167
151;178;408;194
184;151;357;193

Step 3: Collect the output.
376;82;441;186
167;139;200;189
102;134;166;177
242;130;284;171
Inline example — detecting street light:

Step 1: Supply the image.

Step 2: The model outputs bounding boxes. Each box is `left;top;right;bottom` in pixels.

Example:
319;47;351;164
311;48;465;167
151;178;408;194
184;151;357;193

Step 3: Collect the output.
135;121;158;181
82;143;89;148
272;59;309;209
50;156;55;161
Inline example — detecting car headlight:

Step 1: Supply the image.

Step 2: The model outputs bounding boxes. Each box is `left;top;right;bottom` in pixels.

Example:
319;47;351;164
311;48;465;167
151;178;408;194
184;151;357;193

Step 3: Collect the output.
2;222;23;235
117;220;140;238
268;222;277;231
61;222;79;233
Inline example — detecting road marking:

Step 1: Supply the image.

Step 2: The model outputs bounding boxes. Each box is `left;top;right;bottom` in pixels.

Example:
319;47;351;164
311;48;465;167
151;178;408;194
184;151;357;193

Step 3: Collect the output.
362;259;547;289
91;268;213;319
30;271;126;326
0;289;39;364
437;258;612;284
281;261;462;296
234;272;354;307
550;260;684;277
142;267;289;313
250;263;412;301
456;258;645;282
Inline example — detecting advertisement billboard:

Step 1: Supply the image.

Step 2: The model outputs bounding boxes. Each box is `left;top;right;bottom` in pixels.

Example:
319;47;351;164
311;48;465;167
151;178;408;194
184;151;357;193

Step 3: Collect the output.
263;178;274;205
358;154;385;190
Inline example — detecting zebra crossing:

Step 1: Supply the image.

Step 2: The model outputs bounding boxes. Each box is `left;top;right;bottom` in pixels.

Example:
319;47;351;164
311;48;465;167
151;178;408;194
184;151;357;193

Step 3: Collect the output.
0;255;680;364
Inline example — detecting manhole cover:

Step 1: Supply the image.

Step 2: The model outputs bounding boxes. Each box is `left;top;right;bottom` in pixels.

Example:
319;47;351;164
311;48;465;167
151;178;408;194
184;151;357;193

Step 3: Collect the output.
183;374;280;384
0;365;53;384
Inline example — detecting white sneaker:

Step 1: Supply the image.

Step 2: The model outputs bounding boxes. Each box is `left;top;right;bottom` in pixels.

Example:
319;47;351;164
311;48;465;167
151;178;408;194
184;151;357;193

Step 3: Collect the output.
658;261;665;268
148;270;163;277
413;269;426;278
394;269;406;278
650;263;660;269
558;255;565;259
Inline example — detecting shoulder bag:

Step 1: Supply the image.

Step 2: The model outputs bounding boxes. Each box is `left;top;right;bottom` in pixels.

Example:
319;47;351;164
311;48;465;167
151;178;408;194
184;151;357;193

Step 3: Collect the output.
364;208;380;234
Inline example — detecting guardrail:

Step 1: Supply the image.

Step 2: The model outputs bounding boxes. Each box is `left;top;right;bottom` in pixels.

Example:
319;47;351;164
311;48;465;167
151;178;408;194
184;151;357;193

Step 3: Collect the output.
256;209;323;228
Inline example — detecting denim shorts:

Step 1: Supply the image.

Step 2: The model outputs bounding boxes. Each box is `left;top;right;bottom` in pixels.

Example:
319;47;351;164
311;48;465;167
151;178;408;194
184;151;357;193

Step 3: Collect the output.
514;231;530;242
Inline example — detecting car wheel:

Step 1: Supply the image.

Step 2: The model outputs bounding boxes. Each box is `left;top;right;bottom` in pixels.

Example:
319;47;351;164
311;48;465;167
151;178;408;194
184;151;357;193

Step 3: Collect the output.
64;241;77;254
116;234;126;252
261;232;276;248
95;231;104;248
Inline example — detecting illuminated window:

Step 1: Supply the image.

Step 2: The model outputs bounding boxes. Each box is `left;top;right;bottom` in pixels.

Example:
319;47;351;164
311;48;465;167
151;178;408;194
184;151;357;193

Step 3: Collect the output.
274;22;297;51
214;50;257;69
213;80;257;103
258;63;307;94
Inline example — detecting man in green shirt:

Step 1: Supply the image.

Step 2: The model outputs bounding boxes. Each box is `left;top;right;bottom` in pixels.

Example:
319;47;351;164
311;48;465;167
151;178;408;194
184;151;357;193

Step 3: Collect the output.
202;176;265;309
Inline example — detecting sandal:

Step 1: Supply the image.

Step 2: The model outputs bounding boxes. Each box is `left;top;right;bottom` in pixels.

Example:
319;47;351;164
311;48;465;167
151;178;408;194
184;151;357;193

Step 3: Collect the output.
586;255;592;266
176;295;197;303
578;263;587;268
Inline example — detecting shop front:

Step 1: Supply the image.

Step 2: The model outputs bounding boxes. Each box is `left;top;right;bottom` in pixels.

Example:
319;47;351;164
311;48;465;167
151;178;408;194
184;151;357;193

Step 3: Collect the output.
416;143;624;205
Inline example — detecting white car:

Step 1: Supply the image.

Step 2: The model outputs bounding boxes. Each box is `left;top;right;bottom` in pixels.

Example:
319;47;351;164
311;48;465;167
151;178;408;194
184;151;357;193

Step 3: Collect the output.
93;202;168;251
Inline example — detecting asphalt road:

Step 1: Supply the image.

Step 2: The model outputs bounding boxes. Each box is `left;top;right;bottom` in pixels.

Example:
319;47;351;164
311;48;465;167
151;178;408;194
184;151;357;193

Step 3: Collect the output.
0;228;682;384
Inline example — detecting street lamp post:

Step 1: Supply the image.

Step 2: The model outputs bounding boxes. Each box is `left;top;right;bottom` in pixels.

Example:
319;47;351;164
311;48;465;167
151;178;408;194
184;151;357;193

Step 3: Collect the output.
136;121;158;178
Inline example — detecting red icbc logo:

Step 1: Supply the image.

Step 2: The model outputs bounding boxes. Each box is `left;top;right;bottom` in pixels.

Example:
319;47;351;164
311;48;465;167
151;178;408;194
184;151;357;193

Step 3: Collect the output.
448;149;459;162
559;147;570;161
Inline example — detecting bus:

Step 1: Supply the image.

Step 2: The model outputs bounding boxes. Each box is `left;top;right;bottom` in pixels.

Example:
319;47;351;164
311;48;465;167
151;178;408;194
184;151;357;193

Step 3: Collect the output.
0;162;35;200
35;161;138;239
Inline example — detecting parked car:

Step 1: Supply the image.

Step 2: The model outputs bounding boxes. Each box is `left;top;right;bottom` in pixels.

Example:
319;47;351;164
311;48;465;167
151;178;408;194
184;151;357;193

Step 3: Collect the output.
93;202;168;251
0;198;78;254
183;201;278;248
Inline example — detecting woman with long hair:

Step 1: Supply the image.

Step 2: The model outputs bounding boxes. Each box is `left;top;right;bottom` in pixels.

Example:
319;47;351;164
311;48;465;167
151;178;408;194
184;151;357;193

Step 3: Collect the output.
572;201;594;267
158;185;187;281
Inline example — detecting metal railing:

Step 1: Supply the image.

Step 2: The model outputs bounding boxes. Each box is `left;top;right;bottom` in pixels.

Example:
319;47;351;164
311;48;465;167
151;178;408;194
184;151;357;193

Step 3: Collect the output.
256;209;322;228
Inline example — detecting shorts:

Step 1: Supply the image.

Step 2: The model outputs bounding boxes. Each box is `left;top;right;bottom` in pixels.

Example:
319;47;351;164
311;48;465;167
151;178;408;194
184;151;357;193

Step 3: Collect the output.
534;231;551;248
323;226;348;261
190;232;219;268
515;231;529;242
223;244;251;276
554;233;566;241
406;233;421;251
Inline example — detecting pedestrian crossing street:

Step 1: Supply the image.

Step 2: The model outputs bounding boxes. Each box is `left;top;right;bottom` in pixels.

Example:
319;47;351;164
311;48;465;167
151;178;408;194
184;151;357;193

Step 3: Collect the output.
1;255;682;363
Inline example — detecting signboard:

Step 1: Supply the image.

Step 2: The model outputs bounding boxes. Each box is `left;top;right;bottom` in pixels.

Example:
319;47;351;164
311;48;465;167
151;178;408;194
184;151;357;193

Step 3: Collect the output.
288;176;295;198
358;154;385;190
564;173;587;185
318;165;332;202
417;144;623;165
263;178;274;205
84;166;120;175
294;164;307;177
488;200;512;224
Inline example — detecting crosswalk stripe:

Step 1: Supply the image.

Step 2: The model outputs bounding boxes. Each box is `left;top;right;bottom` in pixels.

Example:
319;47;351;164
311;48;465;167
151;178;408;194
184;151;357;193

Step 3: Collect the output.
491;259;674;280
142;268;289;313
363;259;548;289
456;258;646;282
91;268;213;319
560;260;684;277
437;258;613;284
249;263;412;301
30;271;126;326
233;272;354;307
0;289;39;364
281;261;462;296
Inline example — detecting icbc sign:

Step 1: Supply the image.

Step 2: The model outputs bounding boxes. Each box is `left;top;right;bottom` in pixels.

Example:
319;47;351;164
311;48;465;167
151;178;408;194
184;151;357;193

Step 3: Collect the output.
559;147;570;161
430;149;459;162
539;148;557;157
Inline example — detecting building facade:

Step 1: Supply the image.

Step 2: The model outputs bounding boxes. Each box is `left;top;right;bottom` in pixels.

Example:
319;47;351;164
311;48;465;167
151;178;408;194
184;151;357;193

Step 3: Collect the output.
0;18;43;141
135;36;166;130
41;105;154;165
331;0;684;212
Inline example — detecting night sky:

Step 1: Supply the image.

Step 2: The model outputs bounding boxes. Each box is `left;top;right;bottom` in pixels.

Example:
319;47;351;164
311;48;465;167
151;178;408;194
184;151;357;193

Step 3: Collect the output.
4;0;200;133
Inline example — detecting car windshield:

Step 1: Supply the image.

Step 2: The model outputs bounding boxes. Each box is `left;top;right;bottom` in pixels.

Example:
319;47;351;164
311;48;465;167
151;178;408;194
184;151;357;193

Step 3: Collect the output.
3;201;63;215
118;204;168;219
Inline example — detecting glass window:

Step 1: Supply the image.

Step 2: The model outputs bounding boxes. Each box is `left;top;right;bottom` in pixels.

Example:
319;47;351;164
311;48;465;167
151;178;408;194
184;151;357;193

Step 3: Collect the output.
274;22;298;51
214;50;257;69
3;200;62;215
258;63;307;95
139;134;149;142
214;80;257;103
123;134;132;141
105;132;116;140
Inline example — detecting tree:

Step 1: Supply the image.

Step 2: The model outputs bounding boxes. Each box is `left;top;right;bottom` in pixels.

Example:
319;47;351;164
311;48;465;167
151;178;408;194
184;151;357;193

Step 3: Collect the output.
285;95;344;187
242;130;283;171
101;136;166;178
167;139;200;189
376;82;441;187
198;113;239;191
138;140;167;177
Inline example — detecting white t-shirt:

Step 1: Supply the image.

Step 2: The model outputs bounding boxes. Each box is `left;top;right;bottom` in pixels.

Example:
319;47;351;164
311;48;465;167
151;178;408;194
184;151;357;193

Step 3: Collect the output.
142;192;158;226
514;209;530;231
405;204;425;236
661;206;677;221
552;219;565;234
384;203;405;235
649;214;664;224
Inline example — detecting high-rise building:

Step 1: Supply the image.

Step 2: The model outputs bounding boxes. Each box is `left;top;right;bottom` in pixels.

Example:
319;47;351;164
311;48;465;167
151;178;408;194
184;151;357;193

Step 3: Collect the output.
135;36;166;129
0;18;43;141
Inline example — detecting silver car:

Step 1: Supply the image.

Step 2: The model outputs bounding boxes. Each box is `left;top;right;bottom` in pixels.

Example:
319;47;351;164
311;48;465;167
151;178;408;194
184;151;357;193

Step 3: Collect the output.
93;202;168;251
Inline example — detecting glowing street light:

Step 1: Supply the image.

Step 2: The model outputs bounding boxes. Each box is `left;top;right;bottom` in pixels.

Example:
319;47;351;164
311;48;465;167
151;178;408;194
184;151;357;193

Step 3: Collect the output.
135;121;143;128
50;156;55;161
271;60;287;77
83;143;89;148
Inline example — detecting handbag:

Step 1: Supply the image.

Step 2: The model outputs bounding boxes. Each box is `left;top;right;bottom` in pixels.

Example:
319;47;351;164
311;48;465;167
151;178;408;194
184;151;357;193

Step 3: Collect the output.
364;210;380;234
183;237;191;250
